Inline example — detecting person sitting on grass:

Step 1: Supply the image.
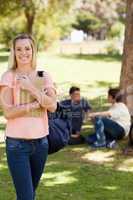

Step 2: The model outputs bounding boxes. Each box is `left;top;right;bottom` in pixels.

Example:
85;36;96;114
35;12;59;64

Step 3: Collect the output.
87;87;131;148
61;86;92;145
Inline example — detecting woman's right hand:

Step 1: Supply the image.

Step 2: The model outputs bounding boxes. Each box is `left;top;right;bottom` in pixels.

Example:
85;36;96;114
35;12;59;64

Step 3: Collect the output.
16;75;34;92
27;101;41;110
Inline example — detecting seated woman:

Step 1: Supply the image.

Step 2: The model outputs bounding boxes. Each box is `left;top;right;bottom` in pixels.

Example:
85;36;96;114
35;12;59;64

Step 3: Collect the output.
88;88;131;148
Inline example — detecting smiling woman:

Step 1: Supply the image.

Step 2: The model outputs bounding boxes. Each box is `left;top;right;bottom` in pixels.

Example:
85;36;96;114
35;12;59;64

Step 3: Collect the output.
0;33;57;200
15;39;33;67
9;34;36;70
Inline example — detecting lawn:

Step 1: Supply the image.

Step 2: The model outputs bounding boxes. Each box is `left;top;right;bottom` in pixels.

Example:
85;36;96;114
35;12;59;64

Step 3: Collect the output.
0;51;133;200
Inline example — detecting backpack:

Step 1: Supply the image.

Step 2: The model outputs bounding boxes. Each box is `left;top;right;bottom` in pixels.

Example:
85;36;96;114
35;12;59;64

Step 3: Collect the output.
48;102;72;154
37;71;72;154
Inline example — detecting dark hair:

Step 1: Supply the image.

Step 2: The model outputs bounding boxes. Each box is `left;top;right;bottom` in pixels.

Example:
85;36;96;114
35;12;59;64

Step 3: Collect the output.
69;86;80;95
108;87;123;102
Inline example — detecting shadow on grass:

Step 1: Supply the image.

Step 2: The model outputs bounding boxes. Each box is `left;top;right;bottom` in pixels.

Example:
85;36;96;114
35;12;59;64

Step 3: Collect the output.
0;109;4;116
0;55;8;62
40;150;133;200
0;123;6;131
59;53;122;62
0;47;9;52
95;81;116;88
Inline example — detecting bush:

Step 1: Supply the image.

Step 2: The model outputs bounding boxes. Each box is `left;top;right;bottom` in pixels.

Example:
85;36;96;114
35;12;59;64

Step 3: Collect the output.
107;22;124;39
105;42;120;55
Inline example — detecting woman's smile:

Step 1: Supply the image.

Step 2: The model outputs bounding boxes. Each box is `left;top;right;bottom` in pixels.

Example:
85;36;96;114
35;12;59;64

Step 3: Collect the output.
15;39;33;65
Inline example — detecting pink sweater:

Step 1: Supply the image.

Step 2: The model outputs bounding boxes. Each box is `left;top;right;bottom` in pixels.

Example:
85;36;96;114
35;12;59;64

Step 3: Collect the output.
0;70;55;139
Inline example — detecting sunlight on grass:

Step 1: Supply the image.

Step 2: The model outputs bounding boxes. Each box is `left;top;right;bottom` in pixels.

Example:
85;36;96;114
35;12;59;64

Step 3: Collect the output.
0;143;5;148
41;171;77;186
117;158;133;172
103;186;118;191
0;116;6;123
82;124;93;129
37;53;120;99
0;156;7;162
82;150;115;164
0;133;5;143
71;147;88;152
0;163;7;169
46;161;60;167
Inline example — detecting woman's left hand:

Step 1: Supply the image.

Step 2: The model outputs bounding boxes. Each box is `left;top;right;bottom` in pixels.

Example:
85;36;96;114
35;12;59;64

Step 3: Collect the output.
16;75;34;91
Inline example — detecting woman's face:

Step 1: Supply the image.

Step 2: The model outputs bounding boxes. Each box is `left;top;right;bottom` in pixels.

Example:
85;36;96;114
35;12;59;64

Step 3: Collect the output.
15;39;33;67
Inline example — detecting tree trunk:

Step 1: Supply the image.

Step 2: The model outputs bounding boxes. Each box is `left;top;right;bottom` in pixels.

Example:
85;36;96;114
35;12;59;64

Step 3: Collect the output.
24;9;35;34
20;0;35;34
120;0;133;115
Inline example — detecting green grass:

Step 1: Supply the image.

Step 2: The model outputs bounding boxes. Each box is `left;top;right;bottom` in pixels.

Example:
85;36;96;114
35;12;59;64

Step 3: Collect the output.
1;142;133;200
38;52;121;101
1;51;133;200
60;53;122;62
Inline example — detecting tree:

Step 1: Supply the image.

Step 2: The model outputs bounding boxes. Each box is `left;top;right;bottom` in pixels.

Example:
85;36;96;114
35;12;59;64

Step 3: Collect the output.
0;0;26;47
120;0;133;115
72;0;126;40
16;0;75;35
72;11;102;37
32;0;76;48
0;0;76;48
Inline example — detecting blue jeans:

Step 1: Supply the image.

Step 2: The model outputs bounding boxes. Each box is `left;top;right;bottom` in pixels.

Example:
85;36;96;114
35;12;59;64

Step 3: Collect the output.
6;136;49;200
94;117;125;145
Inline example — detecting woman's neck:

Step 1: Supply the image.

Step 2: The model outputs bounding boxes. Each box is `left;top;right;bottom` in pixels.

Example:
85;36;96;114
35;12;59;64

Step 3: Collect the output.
15;64;34;74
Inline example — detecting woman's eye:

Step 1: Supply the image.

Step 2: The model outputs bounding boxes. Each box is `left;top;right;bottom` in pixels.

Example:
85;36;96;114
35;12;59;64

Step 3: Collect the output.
25;47;31;51
16;48;21;51
15;46;32;52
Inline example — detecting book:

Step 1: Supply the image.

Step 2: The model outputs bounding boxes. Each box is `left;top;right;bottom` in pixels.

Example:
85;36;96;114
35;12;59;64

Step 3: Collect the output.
18;74;45;117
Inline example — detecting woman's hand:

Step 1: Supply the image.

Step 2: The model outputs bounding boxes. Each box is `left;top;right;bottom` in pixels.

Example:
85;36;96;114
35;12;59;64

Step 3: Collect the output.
27;101;41;110
16;75;34;91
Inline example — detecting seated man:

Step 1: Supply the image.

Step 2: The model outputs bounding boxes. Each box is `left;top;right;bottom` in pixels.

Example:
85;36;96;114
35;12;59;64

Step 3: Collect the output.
61;86;92;145
87;88;131;148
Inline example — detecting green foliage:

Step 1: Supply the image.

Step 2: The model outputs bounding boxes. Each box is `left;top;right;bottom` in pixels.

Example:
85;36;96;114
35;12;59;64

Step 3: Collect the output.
107;22;124;39
72;0;126;40
34;23;61;50
0;0;76;49
0;16;26;48
33;0;76;49
0;0;126;48
72;11;102;34
105;42;120;55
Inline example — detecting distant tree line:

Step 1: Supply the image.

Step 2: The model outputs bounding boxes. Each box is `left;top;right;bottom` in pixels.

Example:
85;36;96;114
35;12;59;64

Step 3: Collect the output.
0;0;126;49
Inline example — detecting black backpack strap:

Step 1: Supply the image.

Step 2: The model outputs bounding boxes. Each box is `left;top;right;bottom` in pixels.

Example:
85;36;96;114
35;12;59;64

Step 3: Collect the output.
37;70;44;77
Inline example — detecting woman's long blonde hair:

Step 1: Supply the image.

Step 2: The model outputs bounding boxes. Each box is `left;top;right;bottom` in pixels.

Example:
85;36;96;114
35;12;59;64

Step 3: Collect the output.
8;33;37;70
